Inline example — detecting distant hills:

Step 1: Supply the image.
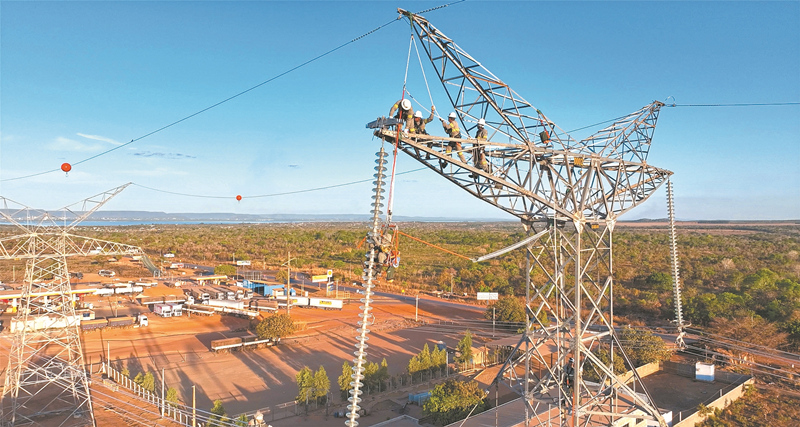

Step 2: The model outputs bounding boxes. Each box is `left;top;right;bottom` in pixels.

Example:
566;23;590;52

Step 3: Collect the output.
0;210;513;223
1;210;796;224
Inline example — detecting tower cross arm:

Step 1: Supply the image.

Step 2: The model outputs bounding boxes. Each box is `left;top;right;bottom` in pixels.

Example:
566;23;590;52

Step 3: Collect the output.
61;233;145;258
62;183;132;230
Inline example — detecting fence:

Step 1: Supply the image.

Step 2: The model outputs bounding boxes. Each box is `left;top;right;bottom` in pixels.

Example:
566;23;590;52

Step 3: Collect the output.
102;362;197;425
102;362;300;426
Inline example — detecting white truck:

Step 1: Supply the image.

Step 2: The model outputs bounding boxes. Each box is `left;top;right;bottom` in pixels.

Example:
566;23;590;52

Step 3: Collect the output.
95;288;115;297
207;299;245;310
153;304;173;317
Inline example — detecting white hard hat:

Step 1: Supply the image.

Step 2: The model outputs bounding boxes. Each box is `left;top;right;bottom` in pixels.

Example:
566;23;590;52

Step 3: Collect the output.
448;112;457;119
478;118;486;126
401;99;411;110
414;111;423;118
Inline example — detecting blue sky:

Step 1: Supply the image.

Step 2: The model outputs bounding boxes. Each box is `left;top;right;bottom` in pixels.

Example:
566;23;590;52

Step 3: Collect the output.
1;1;798;220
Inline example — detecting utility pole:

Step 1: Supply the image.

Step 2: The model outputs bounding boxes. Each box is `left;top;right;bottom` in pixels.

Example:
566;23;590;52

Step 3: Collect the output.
192;385;196;427
282;251;295;316
161;367;165;417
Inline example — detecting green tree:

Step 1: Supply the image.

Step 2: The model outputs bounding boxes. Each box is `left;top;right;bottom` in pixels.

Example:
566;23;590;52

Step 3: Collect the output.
121;367;130;377
485;297;525;323
255;313;296;341
645;272;673;292
423;379;487;425
208;399;227;427
214;264;236;276
141;372;156;393
165;387;179;406
618;327;671;366
455;331;473;365
275;269;289;284
296;366;313;403
418;344;432;376
235;414;249;427
133;372;144;386
312;366;330;402
338;362;354;400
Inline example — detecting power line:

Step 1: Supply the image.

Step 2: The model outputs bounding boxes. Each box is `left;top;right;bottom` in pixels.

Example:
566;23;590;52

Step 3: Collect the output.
130;167;427;200
668;102;800;107
1;17;401;183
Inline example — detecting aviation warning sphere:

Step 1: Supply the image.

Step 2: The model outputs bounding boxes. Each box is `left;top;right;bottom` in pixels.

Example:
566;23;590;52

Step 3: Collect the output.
61;163;72;173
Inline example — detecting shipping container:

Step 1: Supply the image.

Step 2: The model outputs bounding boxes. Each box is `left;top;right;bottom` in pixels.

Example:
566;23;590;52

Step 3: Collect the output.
309;297;344;310
210;337;242;351
207;299;245;310
81;318;109;331
107;316;135;328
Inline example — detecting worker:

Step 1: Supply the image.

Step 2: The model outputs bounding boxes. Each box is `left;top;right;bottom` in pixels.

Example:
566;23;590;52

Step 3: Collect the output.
389;98;414;131
409;106;435;135
472;118;490;177
441;112;467;163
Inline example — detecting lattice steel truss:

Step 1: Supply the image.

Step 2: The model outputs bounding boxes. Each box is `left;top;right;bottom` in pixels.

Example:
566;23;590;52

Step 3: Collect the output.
372;9;675;426
0;183;146;427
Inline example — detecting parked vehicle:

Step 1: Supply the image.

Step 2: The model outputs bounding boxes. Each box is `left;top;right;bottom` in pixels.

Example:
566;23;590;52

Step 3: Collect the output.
207;299;245;310
98;270;116;278
153;304;173;317
95;288;115;297
107;316;135;328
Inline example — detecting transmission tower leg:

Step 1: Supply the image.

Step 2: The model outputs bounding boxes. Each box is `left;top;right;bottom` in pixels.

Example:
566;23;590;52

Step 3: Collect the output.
1;256;95;427
499;220;667;426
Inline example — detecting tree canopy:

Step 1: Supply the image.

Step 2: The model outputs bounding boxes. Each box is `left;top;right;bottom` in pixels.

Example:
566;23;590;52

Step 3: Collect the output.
255;313;296;341
485;296;525;323
214;264;236;276
423;379;487;425
455;331;473;365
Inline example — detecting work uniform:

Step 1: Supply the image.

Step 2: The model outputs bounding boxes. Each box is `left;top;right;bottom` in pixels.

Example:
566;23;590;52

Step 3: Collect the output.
474;126;490;173
443;118;467;163
409;111;435;135
389;100;414;131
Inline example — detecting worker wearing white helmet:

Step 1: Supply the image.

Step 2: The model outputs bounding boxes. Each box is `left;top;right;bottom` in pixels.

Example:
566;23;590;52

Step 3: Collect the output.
441;112;466;164
389;98;414;131
472;118;490;176
409;106;435;135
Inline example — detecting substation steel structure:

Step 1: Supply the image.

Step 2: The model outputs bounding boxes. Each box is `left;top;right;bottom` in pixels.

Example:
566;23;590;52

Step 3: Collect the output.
369;9;674;427
0;184;148;427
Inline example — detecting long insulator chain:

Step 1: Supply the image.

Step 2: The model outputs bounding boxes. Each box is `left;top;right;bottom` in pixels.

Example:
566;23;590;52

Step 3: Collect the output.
666;179;686;349
346;147;387;427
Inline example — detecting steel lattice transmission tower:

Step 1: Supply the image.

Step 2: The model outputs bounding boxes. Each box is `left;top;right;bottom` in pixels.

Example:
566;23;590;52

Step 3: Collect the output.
370;9;674;426
0;183;148;427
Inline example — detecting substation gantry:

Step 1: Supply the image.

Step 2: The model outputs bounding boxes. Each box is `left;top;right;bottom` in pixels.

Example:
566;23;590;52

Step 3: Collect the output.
0;184;151;427
352;8;679;427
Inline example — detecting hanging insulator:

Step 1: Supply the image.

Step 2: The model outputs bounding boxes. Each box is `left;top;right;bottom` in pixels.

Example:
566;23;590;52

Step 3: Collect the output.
347;147;387;427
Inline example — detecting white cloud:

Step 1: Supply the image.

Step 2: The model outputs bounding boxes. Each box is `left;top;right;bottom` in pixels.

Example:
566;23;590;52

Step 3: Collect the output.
48;137;103;152
76;133;122;146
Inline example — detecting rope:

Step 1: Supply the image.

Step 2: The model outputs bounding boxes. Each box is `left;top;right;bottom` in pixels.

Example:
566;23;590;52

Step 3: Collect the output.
412;36;439;119
387;35;416;222
397;230;473;261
